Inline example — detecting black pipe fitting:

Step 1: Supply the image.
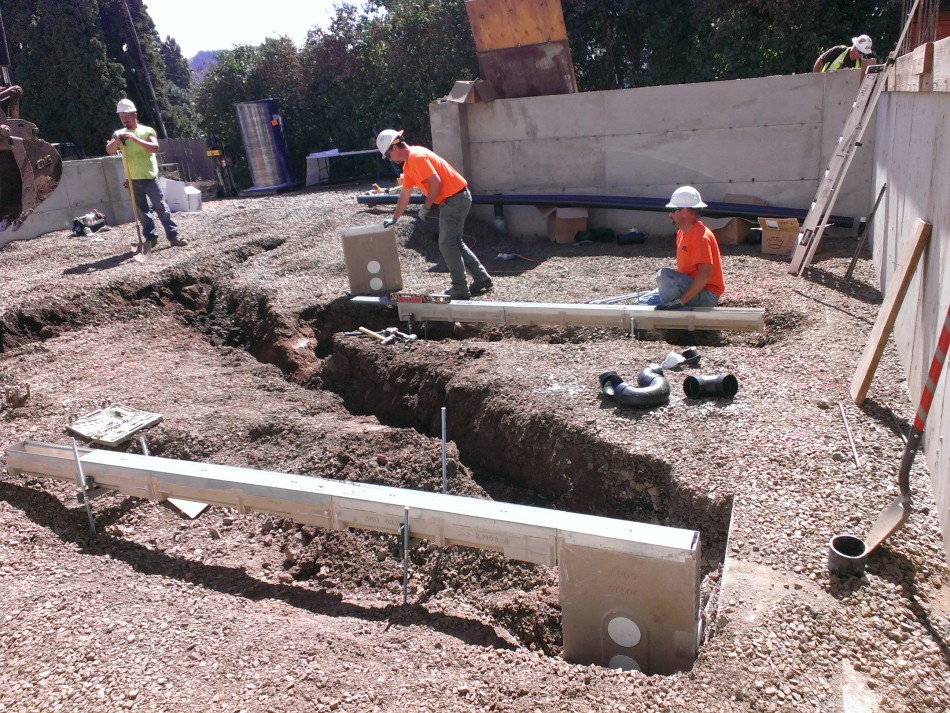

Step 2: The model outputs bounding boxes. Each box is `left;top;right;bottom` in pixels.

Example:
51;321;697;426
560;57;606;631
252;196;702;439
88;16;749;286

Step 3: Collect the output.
683;373;739;399
599;364;671;408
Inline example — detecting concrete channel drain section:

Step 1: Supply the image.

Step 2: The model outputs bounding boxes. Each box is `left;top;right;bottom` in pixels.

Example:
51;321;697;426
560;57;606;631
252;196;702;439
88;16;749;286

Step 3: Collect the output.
7;440;702;675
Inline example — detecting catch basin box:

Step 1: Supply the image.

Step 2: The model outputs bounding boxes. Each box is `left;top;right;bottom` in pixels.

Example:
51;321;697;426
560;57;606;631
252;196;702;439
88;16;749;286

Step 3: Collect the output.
341;223;403;294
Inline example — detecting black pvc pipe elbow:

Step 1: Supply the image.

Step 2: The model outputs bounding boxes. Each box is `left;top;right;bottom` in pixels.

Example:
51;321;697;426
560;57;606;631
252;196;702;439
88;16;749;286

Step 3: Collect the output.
683;373;739;399
599;364;671;408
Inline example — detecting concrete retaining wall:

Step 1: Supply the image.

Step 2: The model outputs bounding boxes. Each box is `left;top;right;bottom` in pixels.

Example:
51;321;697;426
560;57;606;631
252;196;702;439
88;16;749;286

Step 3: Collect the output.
0;156;132;249
431;69;874;236
873;38;950;561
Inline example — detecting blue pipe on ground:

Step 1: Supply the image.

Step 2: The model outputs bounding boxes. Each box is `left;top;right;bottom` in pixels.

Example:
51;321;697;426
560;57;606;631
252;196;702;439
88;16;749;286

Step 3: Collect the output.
599;364;671;408
356;192;853;227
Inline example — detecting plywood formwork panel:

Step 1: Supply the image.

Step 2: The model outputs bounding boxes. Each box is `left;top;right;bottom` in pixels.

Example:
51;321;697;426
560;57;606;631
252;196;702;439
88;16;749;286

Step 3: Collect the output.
931;35;950;92
5;440;700;673
465;92;606;143
476;41;578;99
465;0;568;53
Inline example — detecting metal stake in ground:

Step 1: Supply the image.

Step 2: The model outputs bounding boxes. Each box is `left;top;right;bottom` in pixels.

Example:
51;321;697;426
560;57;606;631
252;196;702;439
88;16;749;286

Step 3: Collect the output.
864;298;950;554
401;507;410;605
71;438;97;535
441;407;448;494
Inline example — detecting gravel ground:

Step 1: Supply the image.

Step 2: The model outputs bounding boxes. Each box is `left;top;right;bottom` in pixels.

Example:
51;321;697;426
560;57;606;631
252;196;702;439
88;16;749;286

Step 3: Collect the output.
0;185;948;712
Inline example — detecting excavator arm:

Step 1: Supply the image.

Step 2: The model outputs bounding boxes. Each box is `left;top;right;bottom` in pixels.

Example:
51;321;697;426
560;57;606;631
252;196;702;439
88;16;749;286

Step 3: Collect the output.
0;9;62;231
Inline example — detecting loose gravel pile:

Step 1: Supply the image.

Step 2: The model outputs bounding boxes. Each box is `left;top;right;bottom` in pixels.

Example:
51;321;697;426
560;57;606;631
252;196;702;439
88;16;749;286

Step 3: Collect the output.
0;185;948;712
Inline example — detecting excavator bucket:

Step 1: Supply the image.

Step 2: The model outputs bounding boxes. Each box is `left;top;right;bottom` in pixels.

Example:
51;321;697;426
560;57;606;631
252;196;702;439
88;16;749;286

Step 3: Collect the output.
0;9;63;231
0;102;63;230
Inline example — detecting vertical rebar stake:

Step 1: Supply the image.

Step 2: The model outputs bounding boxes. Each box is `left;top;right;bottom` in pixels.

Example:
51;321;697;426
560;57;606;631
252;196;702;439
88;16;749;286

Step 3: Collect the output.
71;438;97;536
441;407;448;494
402;507;410;605
138;436;150;457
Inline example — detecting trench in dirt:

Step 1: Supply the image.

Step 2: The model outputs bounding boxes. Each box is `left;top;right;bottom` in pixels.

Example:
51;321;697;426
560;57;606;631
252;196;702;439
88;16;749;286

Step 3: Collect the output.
0;267;813;658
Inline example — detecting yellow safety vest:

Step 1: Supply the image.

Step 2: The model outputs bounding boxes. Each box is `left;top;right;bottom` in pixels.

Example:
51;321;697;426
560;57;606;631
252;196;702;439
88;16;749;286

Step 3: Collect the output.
821;48;861;72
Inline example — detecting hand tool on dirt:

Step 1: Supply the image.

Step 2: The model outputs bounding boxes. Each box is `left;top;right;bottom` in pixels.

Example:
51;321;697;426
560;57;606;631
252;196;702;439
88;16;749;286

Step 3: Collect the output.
395;330;417;342
588;290;643;305
864;299;950;554
120;149;150;263
358;326;396;345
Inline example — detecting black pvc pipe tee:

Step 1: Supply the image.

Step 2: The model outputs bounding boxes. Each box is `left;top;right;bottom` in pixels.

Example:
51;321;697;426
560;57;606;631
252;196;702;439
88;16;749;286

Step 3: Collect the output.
683;373;739;399
599;364;671;408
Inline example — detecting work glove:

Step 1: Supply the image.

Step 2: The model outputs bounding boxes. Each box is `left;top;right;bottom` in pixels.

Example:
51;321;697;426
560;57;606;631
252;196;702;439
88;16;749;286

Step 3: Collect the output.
656;299;684;311
383;217;397;228
417;205;430;221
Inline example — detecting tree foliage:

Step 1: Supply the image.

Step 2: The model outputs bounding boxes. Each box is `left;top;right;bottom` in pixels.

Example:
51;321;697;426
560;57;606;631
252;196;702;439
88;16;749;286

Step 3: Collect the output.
0;0;915;185
4;0;125;155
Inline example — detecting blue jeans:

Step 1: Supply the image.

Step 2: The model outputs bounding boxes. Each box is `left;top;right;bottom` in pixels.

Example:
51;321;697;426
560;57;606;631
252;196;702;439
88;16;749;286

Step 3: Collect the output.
637;268;720;306
131;178;178;241
438;188;490;290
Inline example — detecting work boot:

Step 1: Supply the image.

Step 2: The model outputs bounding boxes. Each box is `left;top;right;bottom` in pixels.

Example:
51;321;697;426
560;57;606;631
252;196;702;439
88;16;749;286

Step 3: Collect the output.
445;286;471;300
168;237;189;247
146;235;159;249
470;278;494;295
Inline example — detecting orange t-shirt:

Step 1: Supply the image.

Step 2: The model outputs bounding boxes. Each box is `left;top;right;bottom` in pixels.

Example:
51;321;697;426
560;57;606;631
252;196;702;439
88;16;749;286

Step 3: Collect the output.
675;221;725;297
400;146;467;204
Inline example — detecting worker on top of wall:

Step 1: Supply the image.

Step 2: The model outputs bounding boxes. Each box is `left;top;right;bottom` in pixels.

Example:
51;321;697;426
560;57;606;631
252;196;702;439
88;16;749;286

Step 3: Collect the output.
638;186;725;310
377;129;492;300
106;98;187;248
813;34;875;72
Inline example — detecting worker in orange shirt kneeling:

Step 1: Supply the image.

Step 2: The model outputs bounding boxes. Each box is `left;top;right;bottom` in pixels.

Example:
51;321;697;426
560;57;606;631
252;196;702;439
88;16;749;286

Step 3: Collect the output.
639;185;725;310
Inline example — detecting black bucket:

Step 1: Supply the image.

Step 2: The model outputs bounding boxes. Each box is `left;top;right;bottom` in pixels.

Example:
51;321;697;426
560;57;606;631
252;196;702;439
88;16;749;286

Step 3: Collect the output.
827;533;868;578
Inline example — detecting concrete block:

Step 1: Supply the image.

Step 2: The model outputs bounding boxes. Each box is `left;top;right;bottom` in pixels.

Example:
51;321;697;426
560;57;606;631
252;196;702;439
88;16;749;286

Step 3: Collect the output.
184;186;202;212
160;178;188;212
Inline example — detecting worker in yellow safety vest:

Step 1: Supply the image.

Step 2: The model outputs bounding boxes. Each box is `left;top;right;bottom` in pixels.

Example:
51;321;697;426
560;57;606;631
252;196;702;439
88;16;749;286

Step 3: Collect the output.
813;34;875;72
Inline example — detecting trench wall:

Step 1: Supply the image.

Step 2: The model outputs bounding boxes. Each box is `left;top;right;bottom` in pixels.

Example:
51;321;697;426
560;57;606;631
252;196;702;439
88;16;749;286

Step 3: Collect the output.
430;69;873;236
873;38;950;562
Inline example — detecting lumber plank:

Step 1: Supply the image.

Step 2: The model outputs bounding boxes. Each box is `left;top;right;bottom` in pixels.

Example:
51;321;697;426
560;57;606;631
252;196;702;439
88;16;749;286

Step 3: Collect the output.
465;0;567;53
850;219;932;405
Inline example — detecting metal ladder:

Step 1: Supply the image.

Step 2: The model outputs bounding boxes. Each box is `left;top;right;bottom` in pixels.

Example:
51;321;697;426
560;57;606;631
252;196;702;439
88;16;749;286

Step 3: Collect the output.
790;0;924;275
788;65;888;275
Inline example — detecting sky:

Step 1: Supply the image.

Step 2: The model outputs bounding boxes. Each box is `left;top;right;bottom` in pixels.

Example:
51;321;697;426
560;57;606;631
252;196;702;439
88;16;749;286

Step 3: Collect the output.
145;0;340;58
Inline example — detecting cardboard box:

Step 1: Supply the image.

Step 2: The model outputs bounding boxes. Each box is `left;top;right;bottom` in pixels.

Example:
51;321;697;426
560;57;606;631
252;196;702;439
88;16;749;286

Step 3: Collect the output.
445;79;498;103
757;217;801;256
704;216;753;246
543;207;588;244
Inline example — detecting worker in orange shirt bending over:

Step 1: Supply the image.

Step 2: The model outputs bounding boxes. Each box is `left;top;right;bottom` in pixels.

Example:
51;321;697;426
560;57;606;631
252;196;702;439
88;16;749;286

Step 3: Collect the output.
377;129;492;300
641;185;725;310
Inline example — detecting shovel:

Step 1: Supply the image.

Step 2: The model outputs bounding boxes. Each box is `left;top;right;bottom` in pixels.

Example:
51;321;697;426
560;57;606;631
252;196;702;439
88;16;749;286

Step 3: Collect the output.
864;300;950;554
120;150;150;263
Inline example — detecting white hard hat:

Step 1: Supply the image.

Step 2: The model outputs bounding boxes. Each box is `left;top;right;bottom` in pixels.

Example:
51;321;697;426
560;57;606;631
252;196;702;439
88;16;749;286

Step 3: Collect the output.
852;35;873;55
116;98;137;114
666;185;707;209
376;129;403;156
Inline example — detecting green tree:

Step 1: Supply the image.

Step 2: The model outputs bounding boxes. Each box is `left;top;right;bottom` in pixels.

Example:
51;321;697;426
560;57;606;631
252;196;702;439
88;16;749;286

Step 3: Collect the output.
5;0;125;155
98;0;197;137
160;36;199;135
